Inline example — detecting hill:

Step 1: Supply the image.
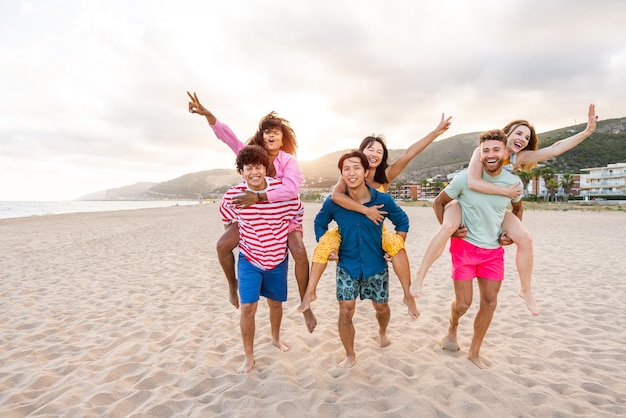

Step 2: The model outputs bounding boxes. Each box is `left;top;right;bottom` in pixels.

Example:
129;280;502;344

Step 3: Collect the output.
78;118;626;200
302;118;626;186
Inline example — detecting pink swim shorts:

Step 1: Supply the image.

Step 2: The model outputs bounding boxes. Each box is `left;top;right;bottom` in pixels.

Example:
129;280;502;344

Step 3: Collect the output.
449;238;504;281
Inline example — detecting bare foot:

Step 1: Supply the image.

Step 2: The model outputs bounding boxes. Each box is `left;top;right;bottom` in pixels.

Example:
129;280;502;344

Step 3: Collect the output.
236;357;255;374
229;286;240;309
519;289;539;316
303;310;317;333
409;273;425;298
404;295;420;319
297;292;316;313
440;336;460;351
468;355;491;369
337;355;356;368
379;332;391;348
272;339;291;352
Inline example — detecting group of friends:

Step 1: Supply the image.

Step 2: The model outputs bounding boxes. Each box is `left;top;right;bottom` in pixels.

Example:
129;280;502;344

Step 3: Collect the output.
188;92;598;374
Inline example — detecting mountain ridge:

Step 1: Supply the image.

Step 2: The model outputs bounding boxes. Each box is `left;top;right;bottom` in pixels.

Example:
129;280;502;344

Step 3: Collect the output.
77;118;626;200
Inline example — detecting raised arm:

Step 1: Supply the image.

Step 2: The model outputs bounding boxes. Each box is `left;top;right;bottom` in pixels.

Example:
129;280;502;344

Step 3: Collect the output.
188;91;217;124
331;178;387;224
187;91;244;154
467;148;521;198
385;113;452;182
516;104;597;167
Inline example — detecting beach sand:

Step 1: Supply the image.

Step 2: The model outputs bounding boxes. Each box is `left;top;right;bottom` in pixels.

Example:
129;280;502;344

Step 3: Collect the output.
1;203;625;417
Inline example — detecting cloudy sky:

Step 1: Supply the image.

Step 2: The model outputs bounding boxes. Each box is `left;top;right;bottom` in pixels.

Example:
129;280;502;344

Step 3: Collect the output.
1;0;625;200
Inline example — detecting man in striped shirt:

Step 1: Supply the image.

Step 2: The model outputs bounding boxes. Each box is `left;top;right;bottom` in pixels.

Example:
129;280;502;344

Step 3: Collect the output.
219;145;303;374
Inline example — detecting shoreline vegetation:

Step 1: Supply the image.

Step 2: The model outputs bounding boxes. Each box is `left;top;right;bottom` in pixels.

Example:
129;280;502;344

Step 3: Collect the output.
302;199;626;212
396;199;625;212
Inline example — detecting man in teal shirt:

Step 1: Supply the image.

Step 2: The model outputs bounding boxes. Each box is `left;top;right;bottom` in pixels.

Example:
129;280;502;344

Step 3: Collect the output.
433;129;523;369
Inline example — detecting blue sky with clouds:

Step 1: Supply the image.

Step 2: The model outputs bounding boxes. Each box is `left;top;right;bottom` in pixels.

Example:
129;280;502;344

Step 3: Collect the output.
1;0;624;200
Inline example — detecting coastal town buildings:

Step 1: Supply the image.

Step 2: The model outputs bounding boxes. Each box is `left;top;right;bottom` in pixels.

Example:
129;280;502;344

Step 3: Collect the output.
579;163;626;198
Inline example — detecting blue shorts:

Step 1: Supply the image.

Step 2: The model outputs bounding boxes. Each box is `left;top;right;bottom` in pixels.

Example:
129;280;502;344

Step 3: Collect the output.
237;255;288;304
336;265;389;303
450;238;504;281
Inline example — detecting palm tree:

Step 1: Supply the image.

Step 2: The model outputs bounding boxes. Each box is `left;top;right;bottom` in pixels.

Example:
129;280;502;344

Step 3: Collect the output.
531;167;543;197
560;173;575;203
420;178;429;199
517;171;532;198
546;178;559;202
541;167;556;201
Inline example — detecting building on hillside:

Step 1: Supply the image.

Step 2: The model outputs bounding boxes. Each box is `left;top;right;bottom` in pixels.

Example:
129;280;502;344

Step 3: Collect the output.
579;163;626;197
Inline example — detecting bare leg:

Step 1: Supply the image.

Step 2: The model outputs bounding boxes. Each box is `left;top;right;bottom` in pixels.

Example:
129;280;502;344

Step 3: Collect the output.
372;301;391;347
267;299;290;352
390;249;419;319
288;231;317;332
441;279;472;351
217;224;240;309
411;202;462;298
238;301;257;374
502;212;539;316
298;261;327;313
468;278;501;369
337;300;357;368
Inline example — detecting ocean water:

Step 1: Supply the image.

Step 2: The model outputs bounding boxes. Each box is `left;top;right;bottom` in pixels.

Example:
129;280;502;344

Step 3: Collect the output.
0;200;200;220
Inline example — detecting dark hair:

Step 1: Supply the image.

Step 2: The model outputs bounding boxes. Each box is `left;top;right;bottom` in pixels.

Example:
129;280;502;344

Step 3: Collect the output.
236;145;269;172
479;129;507;146
338;150;369;172
358;135;388;184
247;111;298;156
501;119;539;171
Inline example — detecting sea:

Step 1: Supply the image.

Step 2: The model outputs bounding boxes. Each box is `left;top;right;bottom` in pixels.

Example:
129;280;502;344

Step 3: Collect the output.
0;200;200;220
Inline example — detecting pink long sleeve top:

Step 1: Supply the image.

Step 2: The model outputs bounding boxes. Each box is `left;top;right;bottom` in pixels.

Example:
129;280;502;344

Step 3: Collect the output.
210;119;302;203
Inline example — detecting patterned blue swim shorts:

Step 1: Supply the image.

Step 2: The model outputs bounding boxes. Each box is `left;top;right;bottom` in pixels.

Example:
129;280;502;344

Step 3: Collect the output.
336;265;389;303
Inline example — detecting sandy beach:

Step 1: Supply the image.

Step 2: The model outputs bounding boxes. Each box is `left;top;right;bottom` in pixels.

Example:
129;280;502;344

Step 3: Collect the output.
1;203;625;417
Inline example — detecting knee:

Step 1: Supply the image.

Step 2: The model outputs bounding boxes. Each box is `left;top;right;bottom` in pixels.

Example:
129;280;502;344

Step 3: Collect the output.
440;219;460;235
481;298;498;313
339;304;355;319
455;300;471;315
373;303;390;316
241;303;257;317
216;234;235;254
267;299;282;310
290;244;308;262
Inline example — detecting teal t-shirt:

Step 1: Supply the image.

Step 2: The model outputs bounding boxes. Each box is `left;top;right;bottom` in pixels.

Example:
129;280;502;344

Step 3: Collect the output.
444;170;522;249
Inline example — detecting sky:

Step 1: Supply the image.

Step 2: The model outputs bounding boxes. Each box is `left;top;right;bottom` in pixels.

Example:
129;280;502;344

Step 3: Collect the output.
1;0;625;201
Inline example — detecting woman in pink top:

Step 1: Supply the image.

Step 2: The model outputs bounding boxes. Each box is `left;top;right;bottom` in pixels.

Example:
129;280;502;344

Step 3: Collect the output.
188;92;316;333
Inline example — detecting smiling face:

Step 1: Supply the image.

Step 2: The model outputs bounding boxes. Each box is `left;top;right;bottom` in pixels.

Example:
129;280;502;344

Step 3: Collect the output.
341;156;368;190
361;140;385;169
505;124;532;155
240;163;267;191
480;139;508;175
263;127;283;155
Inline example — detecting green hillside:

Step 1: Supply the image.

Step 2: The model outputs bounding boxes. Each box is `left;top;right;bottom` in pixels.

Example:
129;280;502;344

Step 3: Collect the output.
80;118;626;200
301;118;626;186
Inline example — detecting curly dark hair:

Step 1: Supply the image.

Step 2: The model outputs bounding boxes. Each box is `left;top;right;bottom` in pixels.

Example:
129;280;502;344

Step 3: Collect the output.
247;111;298;156
235;145;269;172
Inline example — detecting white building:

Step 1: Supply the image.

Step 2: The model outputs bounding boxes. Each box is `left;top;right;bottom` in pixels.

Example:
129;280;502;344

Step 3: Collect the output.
579;163;626;197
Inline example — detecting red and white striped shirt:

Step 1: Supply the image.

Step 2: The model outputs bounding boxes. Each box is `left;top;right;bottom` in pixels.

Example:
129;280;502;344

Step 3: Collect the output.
219;177;303;270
